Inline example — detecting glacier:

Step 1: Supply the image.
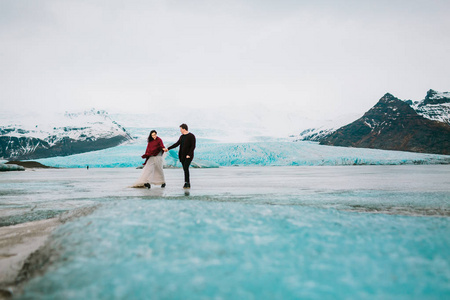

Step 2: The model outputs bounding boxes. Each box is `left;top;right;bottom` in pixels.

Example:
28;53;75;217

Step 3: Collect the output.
33;136;450;168
0;106;445;168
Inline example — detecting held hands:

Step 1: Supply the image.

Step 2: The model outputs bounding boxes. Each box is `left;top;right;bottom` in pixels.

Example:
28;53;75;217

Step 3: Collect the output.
158;148;188;157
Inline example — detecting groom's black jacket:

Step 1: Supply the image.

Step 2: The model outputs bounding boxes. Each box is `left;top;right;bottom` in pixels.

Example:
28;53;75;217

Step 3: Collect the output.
168;133;196;162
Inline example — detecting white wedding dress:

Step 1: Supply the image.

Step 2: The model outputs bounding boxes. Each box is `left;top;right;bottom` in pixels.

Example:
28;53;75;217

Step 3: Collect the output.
132;152;165;188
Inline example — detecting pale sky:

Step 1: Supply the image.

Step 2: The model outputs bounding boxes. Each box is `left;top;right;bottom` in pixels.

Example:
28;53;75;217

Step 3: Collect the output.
1;0;449;129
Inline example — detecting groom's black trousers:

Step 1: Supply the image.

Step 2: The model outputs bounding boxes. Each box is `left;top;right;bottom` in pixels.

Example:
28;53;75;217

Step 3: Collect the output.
181;158;193;183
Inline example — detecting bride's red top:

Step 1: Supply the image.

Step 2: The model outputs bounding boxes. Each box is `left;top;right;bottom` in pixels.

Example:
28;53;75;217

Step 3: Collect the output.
142;137;165;158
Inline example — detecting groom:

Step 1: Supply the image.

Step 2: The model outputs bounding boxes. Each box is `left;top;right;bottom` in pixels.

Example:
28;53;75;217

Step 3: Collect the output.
166;124;196;189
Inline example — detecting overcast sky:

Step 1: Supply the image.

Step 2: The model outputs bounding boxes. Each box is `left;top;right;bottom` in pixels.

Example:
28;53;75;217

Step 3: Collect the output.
1;0;449;126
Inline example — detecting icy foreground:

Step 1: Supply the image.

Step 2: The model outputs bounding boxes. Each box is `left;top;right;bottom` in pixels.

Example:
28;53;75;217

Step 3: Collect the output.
1;166;449;299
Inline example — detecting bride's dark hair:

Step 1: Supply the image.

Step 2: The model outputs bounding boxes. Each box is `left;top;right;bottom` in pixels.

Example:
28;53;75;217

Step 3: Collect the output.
148;130;157;142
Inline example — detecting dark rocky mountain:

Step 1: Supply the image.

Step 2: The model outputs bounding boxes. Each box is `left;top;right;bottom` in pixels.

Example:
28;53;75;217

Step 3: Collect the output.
320;93;450;155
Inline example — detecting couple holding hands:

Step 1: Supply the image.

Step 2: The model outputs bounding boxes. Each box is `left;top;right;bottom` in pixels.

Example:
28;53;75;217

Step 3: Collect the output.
132;123;196;189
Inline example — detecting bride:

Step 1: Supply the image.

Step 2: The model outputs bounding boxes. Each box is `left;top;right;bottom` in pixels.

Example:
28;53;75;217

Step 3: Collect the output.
132;130;167;188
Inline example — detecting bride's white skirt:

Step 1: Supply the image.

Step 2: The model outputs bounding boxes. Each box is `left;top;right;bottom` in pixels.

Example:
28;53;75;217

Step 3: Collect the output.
131;154;165;188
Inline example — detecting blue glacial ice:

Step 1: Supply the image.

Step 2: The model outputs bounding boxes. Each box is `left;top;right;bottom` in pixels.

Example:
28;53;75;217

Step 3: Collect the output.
6;166;450;299
30;126;450;168
35;138;450;168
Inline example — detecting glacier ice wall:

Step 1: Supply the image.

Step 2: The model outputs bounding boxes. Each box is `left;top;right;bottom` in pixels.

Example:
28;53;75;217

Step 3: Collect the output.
35;139;450;168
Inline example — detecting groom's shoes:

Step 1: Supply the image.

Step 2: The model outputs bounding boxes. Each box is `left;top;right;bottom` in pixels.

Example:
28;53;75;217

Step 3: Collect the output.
183;183;191;189
144;183;151;189
161;183;166;188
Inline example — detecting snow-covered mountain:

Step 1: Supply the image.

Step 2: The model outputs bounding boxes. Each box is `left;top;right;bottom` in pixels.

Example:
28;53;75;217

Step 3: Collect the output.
292;114;359;142
0;109;132;160
295;89;450;144
319;92;450;155
407;90;450;125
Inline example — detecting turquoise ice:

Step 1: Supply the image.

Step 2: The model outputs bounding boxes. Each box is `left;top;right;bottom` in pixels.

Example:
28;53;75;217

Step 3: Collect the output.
34;140;450;168
2;166;448;299
23;126;448;168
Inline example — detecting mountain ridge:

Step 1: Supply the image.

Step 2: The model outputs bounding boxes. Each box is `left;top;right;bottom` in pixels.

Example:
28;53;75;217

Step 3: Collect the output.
318;91;450;155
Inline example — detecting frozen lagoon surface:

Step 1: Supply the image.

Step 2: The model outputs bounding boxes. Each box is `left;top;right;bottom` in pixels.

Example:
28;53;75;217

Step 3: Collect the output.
1;165;449;299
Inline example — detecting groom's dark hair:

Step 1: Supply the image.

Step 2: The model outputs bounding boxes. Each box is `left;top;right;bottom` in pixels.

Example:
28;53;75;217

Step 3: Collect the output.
180;123;188;131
